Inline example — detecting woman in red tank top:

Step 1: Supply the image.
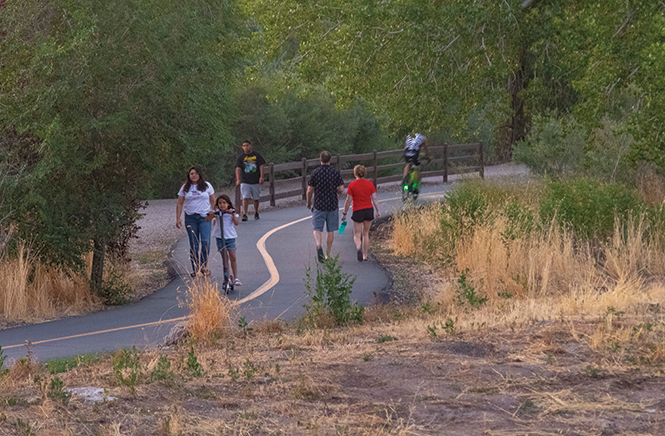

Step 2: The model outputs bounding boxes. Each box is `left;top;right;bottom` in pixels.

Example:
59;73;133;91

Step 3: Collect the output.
342;165;381;261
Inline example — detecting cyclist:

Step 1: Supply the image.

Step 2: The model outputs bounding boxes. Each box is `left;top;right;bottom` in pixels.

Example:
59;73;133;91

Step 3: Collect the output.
403;132;430;192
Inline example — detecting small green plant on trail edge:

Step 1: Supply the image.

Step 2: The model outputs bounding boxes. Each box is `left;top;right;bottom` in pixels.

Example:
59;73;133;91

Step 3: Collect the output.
363;353;373;362
0;345;8;376
238;316;253;336
442;317;457;334
187;346;204;378
45;352;106;375
150;355;175;384
304;255;362;326
47;376;71;405
376;335;398;344
456;268;488;310
427;324;438;339
112;347;142;394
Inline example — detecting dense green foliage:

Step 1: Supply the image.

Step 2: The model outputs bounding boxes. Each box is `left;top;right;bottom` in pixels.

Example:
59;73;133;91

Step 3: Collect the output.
244;0;665;163
443;179;655;243
0;0;243;291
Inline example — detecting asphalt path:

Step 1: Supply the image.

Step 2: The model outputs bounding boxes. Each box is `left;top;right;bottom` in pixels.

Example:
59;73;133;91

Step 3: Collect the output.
0;185;453;362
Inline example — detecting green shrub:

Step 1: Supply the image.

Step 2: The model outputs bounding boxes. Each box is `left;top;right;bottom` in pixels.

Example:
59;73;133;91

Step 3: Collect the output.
47;376;71;405
445;183;490;229
304;255;362;326
540;178;641;240
513;114;585;178
112;347;142;394
150;355;175;385
501;200;539;241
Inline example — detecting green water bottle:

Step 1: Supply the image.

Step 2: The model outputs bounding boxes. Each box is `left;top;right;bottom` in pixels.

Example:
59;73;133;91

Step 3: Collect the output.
339;219;347;234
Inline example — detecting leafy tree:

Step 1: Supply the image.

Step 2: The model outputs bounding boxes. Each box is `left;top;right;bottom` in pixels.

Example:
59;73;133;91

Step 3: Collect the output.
0;0;243;294
243;0;577;159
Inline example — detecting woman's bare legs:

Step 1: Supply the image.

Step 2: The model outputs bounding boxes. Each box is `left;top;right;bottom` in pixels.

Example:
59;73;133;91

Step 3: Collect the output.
353;220;363;250
362;221;372;260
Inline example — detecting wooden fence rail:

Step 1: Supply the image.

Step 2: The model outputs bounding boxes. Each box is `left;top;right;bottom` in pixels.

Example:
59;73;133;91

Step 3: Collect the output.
235;143;483;208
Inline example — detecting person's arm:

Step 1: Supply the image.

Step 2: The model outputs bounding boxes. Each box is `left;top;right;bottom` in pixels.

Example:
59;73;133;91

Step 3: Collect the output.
342;194;352;220
306;186;314;209
231;211;239;226
259;164;265;185
235;167;242;186
176;196;185;229
422;135;430;159
371;192;381;218
205;211;215;223
209;189;216;211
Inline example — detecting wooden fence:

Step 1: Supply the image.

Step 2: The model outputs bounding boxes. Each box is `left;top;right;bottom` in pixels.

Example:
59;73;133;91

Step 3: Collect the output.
235;143;483;208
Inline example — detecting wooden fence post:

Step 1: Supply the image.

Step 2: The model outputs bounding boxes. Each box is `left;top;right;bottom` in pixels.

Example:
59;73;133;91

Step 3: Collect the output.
373;150;378;187
269;163;276;207
301;157;307;200
335;153;341;171
479;142;485;179
443;143;449;183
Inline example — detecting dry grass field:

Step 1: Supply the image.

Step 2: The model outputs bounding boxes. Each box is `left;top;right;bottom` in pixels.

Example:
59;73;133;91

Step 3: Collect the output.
1;178;664;435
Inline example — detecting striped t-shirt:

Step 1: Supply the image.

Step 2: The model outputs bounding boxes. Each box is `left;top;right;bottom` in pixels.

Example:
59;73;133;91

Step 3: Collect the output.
404;133;425;157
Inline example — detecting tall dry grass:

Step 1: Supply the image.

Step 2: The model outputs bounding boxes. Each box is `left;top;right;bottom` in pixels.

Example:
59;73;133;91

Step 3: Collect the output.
0;243;99;322
391;202;665;329
186;278;235;342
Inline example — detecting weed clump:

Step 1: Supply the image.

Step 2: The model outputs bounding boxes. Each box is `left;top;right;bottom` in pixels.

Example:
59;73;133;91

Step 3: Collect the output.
186;278;235;343
304;255;363;327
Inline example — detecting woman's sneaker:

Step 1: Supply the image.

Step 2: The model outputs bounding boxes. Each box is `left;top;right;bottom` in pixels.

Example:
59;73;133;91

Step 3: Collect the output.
234;278;242;287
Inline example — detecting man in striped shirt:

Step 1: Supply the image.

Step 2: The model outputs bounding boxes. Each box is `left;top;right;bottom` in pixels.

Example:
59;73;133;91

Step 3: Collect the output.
403;132;430;180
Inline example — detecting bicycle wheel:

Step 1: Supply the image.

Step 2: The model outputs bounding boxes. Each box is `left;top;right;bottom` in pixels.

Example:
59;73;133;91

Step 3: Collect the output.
401;175;411;202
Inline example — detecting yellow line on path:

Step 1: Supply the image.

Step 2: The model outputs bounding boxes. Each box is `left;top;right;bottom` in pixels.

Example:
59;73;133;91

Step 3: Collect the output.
3;191;450;351
2;316;188;350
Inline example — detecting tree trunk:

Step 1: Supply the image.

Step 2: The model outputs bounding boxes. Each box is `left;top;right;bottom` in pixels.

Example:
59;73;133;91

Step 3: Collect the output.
507;50;531;159
91;236;106;295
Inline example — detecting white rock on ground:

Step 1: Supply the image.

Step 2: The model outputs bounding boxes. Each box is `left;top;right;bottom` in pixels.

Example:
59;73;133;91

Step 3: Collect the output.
67;387;114;403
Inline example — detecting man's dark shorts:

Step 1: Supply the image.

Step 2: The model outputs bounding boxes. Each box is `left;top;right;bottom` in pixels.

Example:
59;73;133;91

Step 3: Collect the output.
404;152;420;166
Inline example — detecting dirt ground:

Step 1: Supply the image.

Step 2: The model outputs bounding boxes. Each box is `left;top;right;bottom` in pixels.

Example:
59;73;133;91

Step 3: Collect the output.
1;217;663;435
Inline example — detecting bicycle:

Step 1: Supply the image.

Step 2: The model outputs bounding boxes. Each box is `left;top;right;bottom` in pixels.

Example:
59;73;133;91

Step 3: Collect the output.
401;156;430;202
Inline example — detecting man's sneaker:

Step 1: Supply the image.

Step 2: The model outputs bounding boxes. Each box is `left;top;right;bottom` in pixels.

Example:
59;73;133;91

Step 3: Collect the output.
254;213;260;220
317;246;325;263
242;214;248;221
357;250;363;262
234;278;242;287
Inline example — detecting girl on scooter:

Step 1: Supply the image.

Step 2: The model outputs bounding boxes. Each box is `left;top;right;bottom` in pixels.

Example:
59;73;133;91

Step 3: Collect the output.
207;194;241;288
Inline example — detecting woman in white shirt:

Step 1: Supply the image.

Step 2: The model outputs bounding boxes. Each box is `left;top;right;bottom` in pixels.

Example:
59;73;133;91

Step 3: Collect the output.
176;167;215;277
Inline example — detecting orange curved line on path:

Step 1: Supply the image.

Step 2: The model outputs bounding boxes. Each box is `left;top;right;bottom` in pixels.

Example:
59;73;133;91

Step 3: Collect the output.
3;191;451;352
2;316;188;350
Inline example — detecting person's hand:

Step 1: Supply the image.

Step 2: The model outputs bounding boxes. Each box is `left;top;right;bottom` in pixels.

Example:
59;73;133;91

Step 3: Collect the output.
236;178;241;186
375;211;381;219
176;219;183;229
259;177;264;185
307;202;312;210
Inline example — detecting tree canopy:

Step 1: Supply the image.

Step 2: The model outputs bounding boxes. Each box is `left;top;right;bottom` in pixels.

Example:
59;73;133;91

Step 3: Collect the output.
0;0;244;294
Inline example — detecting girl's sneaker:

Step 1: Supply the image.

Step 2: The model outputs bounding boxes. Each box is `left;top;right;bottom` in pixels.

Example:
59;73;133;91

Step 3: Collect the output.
234;278;242;287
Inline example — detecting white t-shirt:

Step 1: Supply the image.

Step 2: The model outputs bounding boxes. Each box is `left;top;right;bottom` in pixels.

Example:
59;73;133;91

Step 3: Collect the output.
404;133;425;157
211;211;238;239
178;181;215;216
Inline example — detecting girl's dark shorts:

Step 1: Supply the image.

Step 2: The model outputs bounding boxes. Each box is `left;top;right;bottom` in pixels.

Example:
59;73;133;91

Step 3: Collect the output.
351;208;374;223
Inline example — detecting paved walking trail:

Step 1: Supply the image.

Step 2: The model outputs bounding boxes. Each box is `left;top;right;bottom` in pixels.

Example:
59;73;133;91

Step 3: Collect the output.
0;164;526;361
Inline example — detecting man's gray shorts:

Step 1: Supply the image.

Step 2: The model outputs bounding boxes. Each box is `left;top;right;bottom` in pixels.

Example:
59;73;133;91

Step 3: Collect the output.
240;183;261;200
312;208;339;232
